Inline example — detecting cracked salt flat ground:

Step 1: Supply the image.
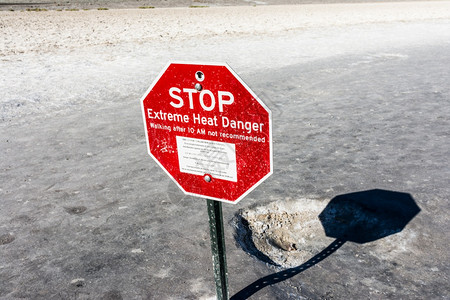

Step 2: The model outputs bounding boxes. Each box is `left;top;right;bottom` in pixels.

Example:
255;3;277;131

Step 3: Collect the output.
1;3;449;299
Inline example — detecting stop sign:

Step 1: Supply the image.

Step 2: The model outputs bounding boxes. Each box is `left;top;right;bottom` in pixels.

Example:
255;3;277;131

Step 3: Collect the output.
140;62;272;203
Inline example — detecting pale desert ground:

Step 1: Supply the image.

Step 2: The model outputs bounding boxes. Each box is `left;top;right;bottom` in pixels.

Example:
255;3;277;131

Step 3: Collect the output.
2;2;450;56
1;2;450;299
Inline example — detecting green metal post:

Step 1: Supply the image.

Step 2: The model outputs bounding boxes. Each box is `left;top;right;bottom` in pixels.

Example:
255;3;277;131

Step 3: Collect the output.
207;199;229;300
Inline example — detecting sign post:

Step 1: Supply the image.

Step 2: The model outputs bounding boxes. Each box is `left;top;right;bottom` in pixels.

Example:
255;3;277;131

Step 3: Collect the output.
141;62;273;299
207;199;229;300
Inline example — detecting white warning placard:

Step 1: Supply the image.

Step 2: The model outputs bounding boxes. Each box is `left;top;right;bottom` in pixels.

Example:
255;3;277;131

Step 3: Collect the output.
176;136;237;182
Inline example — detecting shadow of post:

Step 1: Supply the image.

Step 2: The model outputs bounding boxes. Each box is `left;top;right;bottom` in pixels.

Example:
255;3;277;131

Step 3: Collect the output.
231;189;420;299
230;238;345;300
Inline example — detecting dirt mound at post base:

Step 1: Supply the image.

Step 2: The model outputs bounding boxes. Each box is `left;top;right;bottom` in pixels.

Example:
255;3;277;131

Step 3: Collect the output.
233;198;332;268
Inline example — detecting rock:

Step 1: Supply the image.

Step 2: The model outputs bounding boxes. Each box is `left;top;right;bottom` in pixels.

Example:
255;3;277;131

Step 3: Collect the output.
70;278;85;287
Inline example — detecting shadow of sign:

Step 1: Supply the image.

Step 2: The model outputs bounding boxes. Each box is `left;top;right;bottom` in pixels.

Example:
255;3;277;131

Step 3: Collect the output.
231;189;420;299
318;189;421;243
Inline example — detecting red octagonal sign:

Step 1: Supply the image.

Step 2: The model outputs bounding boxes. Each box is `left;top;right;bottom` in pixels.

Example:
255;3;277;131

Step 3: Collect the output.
141;62;272;203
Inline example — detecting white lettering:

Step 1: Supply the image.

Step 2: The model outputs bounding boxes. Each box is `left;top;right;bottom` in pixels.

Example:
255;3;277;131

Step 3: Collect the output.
221;116;264;133
199;90;215;111
183;88;197;109
169;87;183;108
193;113;201;125
222;116;230;128
218;91;234;112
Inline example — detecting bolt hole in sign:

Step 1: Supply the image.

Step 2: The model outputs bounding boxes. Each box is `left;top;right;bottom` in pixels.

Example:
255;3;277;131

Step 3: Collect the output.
140;62;273;204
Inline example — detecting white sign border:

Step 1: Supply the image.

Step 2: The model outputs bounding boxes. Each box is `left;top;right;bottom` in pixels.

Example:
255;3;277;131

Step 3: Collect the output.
140;61;273;204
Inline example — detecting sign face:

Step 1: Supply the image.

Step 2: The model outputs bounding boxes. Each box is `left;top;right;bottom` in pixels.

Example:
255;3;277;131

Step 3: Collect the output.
141;62;272;203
